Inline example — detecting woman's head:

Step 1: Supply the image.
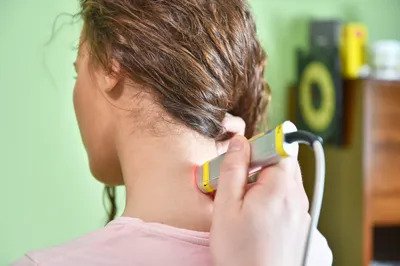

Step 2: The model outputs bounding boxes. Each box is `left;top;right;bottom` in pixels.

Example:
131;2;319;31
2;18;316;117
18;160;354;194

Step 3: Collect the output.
73;0;269;185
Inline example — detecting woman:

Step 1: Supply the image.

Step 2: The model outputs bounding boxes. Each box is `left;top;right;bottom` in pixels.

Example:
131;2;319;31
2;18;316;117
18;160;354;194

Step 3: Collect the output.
14;0;332;265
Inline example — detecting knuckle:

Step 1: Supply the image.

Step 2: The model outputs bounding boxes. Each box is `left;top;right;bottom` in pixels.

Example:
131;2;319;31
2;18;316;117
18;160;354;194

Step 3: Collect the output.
260;181;287;204
258;165;285;181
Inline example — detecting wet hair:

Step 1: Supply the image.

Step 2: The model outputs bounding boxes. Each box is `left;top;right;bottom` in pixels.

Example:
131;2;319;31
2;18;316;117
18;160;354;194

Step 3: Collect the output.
79;0;270;222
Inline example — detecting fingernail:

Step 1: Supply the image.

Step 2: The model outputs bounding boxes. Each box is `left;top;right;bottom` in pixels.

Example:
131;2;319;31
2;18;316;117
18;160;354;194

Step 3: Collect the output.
228;137;243;152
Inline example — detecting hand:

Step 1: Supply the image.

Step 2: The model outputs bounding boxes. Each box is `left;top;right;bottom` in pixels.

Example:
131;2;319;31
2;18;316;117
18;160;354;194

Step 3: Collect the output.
210;135;312;266
215;113;246;155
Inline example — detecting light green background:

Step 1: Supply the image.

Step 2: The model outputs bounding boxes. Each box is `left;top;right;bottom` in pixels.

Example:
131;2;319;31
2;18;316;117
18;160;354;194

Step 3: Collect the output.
1;0;399;265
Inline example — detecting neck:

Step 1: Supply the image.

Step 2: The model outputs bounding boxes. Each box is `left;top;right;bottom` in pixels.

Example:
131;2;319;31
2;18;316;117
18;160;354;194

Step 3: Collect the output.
117;129;217;232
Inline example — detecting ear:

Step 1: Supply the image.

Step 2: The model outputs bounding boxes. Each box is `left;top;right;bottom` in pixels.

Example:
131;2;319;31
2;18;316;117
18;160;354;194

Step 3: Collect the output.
96;59;121;93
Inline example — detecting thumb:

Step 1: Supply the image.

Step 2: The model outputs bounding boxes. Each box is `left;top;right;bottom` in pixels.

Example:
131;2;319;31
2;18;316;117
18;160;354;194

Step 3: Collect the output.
214;135;250;208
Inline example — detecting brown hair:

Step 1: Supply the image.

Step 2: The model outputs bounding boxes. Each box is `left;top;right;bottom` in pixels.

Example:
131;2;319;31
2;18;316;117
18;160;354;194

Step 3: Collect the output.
79;0;270;221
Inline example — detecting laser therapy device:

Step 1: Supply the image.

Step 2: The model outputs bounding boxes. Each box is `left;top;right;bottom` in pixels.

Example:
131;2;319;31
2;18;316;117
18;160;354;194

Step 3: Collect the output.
195;121;325;266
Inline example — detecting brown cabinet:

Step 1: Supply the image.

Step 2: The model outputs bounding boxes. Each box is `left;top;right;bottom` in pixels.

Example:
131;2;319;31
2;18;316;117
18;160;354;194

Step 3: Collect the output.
295;79;400;266
365;81;400;226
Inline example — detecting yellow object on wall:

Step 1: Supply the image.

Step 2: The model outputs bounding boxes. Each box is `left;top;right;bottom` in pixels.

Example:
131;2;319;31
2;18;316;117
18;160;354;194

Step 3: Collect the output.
341;23;368;79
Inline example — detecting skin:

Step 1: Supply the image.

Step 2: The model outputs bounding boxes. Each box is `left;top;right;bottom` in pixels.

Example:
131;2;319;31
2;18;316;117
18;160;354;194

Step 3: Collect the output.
73;34;332;266
73;40;245;232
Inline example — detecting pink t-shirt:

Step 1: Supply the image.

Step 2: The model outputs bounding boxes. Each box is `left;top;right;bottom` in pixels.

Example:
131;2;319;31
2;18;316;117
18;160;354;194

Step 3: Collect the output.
13;216;332;266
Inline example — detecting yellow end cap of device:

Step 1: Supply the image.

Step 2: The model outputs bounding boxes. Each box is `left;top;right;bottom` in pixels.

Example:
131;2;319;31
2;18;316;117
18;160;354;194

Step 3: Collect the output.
275;124;289;157
201;161;214;193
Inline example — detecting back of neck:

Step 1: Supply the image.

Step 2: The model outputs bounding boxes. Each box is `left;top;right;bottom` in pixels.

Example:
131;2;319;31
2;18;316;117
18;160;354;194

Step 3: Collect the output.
118;131;217;232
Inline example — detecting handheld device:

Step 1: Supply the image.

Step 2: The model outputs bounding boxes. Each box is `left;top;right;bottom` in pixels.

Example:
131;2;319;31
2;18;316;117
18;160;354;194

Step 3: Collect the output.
195;121;326;266
196;121;298;193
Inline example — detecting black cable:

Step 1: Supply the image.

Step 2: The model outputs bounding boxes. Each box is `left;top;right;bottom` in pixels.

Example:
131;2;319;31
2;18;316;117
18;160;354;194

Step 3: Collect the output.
284;130;323;146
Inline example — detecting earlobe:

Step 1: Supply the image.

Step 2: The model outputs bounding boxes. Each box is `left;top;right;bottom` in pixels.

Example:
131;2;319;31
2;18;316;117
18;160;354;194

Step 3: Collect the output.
104;75;119;93
97;59;135;111
100;59;121;93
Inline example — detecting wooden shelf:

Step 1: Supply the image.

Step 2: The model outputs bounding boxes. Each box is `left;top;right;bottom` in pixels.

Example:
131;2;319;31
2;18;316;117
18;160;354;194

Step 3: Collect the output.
292;79;400;266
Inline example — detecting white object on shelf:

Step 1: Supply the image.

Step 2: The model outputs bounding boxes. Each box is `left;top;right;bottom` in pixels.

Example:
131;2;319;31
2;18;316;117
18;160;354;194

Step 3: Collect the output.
371;40;400;80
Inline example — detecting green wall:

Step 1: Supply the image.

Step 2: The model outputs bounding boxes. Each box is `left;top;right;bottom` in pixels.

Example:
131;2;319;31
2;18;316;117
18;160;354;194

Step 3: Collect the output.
1;0;399;265
0;1;125;264
251;0;400;127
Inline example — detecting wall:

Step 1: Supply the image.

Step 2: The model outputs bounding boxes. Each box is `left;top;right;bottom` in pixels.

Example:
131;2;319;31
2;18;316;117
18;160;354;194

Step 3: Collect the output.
1;0;399;265
251;0;400;127
0;1;126;264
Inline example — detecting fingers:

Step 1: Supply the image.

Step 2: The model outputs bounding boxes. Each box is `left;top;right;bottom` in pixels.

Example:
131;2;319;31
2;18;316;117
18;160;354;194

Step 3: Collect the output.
222;113;246;136
216;114;246;155
255;156;299;204
214;136;250;208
